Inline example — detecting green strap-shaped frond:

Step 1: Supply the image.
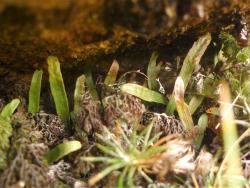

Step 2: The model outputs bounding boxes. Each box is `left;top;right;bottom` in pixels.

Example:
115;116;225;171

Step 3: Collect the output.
166;33;211;115
44;140;82;165
28;70;43;114
47;56;70;127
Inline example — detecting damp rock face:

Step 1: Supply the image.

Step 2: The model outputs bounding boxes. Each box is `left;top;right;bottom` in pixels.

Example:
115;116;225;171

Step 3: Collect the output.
0;0;250;99
103;0;216;34
0;0;109;75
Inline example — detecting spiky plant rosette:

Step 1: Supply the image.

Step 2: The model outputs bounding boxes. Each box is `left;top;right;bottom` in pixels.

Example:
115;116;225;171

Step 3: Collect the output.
82;120;163;187
82;117;197;187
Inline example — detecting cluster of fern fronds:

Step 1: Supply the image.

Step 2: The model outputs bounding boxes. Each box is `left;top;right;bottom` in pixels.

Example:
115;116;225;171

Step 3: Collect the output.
1;31;250;188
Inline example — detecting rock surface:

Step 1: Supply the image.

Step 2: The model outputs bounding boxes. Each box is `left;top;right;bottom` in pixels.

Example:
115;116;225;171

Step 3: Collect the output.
0;0;250;98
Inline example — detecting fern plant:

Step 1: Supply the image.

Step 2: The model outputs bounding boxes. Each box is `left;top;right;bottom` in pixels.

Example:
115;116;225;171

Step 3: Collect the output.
166;33;211;115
